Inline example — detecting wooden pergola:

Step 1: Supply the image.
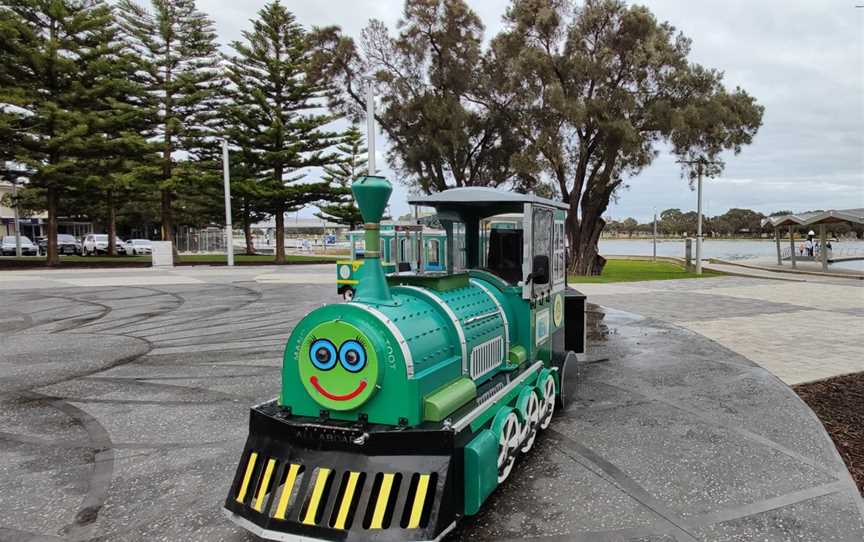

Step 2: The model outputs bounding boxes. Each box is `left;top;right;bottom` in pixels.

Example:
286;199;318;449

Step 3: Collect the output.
761;209;864;271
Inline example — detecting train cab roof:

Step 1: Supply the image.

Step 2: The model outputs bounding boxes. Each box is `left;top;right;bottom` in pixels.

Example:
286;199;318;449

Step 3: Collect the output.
409;187;568;222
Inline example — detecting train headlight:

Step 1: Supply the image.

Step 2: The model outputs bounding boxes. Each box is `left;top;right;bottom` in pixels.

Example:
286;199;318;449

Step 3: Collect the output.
299;321;379;411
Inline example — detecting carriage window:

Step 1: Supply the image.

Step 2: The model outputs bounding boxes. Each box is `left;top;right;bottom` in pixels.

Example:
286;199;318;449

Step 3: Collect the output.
426;239;440;265
554;220;566;284
399;238;410;262
532;208;553;295
388;238;396;264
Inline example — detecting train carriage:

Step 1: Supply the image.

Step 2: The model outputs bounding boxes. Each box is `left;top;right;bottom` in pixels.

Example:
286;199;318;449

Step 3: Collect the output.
336;226;448;300
224;176;587;542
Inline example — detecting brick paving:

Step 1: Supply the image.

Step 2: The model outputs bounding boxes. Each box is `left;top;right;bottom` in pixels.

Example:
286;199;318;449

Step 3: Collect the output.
575;275;864;385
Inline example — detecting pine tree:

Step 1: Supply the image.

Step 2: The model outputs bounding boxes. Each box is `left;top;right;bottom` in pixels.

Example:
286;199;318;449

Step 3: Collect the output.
315;124;366;229
1;0;127;265
223;0;342;263
77;5;155;255
117;0;222;257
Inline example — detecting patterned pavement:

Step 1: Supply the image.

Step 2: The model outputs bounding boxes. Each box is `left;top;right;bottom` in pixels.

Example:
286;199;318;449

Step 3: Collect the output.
0;267;862;541
576;275;864;384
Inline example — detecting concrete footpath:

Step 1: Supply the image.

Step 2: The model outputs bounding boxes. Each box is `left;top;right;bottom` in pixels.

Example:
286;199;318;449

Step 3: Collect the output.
1;269;862;541
575;268;864;385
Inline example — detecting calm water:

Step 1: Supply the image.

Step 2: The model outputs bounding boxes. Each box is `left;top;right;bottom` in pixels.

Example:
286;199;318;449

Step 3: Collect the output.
598;239;864;271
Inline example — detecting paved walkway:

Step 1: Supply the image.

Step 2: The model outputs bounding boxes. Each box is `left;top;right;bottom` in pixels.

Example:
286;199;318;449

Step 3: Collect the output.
574;273;864;385
1;273;862;542
707;259;864;281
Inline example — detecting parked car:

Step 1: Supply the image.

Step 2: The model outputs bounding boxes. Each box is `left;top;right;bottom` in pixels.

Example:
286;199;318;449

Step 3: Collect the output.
82;234;125;255
1;235;38;256
124;239;152;255
37;234;82;256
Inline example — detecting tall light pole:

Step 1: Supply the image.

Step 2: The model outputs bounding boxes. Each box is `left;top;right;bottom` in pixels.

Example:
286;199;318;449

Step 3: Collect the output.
222;139;234;266
11;175;22;257
677;158;720;275
652;207;657;262
366;84;376;175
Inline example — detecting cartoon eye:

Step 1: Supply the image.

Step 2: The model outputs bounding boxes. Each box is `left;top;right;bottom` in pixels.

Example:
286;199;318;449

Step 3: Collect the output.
339;340;367;372
309;339;337;370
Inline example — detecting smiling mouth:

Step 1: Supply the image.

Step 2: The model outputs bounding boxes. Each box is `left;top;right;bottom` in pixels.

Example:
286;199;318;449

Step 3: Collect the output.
310;376;367;401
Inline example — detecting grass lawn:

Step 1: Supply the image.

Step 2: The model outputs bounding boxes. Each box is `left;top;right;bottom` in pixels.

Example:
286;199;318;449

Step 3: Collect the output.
0;253;338;267
178;254;338;264
568;259;723;283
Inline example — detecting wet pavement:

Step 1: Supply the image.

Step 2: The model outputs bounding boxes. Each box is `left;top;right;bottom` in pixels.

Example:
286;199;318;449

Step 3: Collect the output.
1;278;862;542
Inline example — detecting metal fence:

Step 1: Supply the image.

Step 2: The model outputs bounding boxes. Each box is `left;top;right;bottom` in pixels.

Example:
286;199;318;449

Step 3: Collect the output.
175;227;228;254
173;227;348;255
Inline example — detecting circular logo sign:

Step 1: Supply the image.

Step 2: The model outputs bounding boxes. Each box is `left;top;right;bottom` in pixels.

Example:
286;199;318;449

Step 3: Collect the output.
553;294;563;327
339;264;351;279
299;320;379;411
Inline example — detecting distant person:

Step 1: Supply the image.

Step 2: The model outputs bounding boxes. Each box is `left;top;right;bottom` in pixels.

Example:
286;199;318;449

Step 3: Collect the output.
798;241;805;256
804;238;813;257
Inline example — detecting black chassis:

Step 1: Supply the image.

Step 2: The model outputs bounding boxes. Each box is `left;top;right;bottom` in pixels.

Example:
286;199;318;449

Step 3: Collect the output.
224;400;468;542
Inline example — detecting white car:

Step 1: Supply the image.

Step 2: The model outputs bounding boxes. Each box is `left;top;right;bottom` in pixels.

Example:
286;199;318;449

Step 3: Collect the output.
1;235;38;256
82;234;125;255
124;239;152;255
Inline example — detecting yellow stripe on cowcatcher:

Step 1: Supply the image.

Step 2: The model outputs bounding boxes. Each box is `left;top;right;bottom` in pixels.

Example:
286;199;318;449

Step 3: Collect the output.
332;471;361;530
302;468;331;525
273;464;301;520
235;452;258;503
370;473;395;529
253;458;276;511
407;474;431;529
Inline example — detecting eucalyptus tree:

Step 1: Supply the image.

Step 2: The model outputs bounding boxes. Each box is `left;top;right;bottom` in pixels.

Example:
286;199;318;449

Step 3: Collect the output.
488;0;764;274
117;0;222;254
321;0;538;194
223;1;341;263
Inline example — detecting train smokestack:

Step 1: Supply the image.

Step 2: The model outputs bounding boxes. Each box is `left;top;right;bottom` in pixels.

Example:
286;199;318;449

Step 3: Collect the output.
351;85;394;305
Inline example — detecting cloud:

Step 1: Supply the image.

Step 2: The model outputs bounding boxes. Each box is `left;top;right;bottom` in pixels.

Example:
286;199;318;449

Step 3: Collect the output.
198;0;863;221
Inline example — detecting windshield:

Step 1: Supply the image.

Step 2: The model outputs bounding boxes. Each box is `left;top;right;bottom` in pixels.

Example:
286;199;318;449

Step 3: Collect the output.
3;236;32;244
94;235;108;241
58;234;75;242
133;240;151;245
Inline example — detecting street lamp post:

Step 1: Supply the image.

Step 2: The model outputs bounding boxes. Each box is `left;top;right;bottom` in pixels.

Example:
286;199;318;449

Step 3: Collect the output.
677;158;719;275
222;139;234;266
696;165;704;274
11;176;21;257
652;208;657;262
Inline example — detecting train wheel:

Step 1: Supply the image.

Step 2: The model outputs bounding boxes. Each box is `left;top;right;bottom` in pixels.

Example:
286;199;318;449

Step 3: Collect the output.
342;288;355;301
538;373;556;430
517;388;541;453
493;409;521;483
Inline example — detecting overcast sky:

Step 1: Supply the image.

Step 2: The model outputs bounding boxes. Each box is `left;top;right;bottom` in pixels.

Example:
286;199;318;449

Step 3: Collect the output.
200;0;864;222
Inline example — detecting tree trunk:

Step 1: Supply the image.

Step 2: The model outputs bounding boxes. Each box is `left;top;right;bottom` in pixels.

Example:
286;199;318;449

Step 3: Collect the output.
46;187;59;266
275;203;285;263
107;190;116;257
243;199;254;255
567;195;610;276
161;188;174;258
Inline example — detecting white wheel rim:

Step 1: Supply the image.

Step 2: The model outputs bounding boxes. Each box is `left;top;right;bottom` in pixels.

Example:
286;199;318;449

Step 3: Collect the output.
520;391;540;453
344;289;354;301
497;412;521;483
539;375;556;430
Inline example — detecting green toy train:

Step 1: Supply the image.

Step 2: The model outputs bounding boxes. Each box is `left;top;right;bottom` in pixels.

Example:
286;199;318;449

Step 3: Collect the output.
224;176;586;542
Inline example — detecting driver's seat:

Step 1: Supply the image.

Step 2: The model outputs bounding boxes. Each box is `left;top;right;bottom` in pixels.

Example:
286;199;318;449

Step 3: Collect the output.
485;228;523;284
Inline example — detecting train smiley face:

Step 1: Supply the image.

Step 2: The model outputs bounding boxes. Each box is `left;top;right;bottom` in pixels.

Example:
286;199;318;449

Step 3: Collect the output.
299;321;379;411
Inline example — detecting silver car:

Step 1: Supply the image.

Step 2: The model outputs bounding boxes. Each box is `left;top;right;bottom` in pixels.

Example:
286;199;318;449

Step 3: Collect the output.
1;235;38;256
83;234;125;255
124;239;153;255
